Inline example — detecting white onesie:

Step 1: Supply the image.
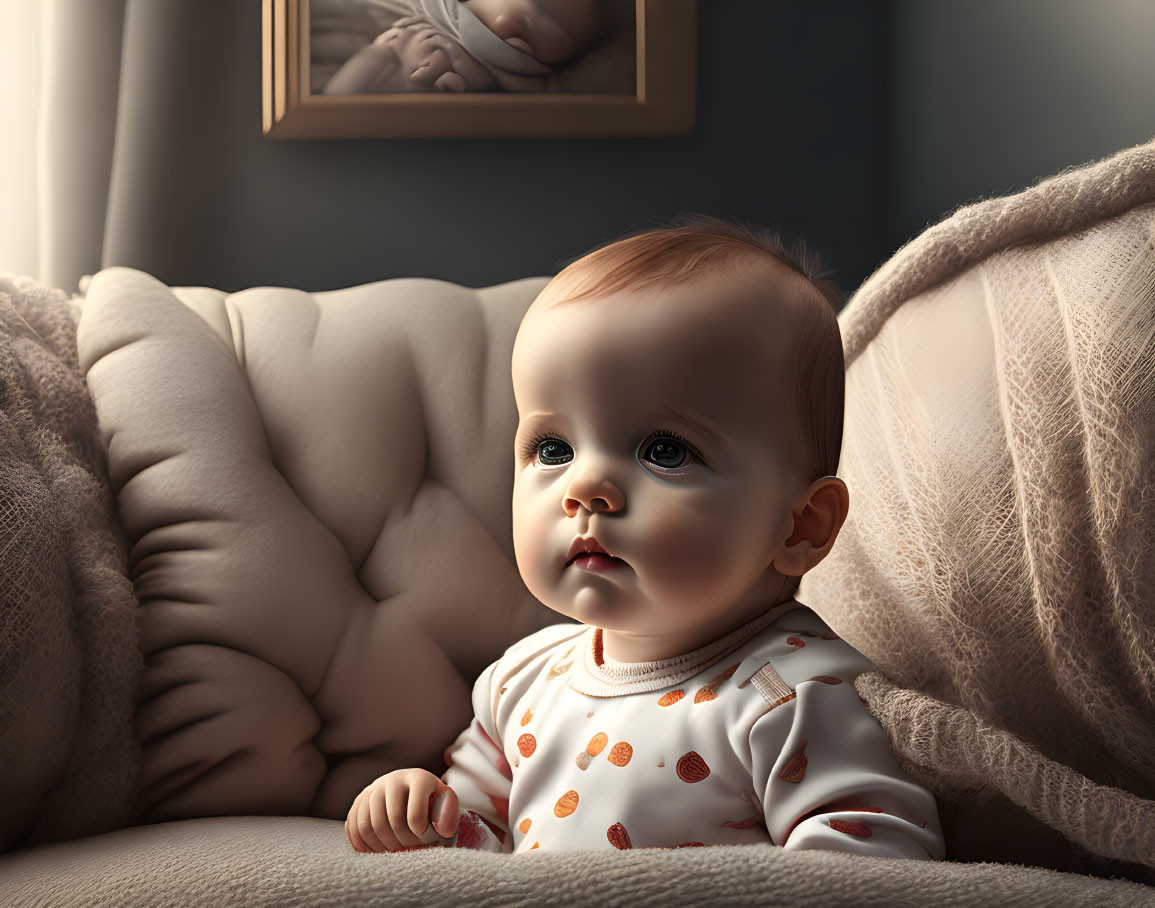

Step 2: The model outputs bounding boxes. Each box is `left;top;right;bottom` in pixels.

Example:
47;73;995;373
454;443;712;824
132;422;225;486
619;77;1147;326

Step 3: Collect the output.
440;599;945;857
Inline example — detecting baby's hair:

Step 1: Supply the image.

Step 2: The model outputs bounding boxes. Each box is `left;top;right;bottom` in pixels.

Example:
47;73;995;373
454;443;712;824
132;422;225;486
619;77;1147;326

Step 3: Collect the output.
534;214;846;488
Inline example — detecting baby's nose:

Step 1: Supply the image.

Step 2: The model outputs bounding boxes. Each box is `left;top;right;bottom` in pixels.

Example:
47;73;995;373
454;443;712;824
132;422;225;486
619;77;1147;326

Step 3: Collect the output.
563;474;624;517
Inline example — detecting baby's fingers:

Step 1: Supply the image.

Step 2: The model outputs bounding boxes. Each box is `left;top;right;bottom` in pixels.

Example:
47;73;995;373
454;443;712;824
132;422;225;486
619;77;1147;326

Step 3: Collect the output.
397;775;446;845
430;784;459;839
346;789;372;852
356;787;403;853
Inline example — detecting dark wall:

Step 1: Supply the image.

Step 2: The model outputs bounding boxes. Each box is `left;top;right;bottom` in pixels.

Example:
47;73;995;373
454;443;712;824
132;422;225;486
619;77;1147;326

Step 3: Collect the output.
889;0;1155;252
103;1;889;299
102;1;1155;300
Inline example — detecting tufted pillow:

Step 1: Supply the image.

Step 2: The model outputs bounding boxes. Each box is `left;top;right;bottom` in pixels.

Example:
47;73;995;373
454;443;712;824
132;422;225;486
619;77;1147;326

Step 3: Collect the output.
799;138;1155;877
78;268;558;823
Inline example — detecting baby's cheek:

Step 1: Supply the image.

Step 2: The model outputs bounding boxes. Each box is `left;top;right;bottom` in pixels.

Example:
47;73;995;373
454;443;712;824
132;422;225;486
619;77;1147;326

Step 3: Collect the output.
512;482;555;593
634;488;758;594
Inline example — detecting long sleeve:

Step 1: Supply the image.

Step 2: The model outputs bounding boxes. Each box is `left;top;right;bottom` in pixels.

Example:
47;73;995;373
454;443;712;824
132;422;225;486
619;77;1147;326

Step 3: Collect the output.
441;658;514;853
750;672;945;859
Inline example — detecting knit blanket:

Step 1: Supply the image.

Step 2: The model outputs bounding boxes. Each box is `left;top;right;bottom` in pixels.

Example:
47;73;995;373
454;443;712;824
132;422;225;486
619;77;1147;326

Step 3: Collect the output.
800;137;1155;882
0;274;140;853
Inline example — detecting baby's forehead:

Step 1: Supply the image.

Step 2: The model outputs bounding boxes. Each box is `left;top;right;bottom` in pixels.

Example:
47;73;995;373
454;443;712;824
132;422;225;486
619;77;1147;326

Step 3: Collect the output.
520;276;797;363
515;289;798;411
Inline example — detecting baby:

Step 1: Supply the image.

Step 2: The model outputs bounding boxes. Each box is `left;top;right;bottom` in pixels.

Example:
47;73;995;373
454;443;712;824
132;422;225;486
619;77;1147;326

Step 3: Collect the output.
345;216;946;857
322;0;615;94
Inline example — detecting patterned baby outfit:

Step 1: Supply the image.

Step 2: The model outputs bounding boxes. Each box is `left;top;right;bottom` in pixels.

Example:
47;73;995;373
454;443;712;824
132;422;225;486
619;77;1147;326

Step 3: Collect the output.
441;600;945;857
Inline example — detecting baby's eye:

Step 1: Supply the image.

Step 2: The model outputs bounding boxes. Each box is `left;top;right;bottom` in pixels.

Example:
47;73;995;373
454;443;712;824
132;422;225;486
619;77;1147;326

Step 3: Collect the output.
536;438;573;466
640;436;694;470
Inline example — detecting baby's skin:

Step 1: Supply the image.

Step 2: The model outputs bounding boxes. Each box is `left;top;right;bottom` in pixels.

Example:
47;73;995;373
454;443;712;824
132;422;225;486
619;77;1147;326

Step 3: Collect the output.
464;0;609;65
346;255;851;853
323;15;496;94
322;0;612;94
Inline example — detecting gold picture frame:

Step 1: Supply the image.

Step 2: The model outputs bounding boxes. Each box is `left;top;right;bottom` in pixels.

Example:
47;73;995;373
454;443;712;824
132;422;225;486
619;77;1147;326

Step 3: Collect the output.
262;0;696;138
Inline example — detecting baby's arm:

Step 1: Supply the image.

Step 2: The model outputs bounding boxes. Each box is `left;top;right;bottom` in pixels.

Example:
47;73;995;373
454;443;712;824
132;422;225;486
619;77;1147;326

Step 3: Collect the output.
438;664;517;852
752;671;945;859
345;656;512;853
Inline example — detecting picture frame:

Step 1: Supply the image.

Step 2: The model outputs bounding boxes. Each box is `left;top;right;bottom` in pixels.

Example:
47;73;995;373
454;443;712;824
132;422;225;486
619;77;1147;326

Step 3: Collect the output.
262;0;696;138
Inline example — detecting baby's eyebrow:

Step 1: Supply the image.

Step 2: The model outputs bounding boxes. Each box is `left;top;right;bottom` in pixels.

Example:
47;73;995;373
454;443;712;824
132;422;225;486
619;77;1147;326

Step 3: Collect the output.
651;406;726;449
514;412;562;439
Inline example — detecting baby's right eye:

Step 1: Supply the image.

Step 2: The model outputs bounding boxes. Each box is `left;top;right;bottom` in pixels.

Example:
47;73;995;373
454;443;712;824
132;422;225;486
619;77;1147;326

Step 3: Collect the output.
535;438;573;466
524;434;572;466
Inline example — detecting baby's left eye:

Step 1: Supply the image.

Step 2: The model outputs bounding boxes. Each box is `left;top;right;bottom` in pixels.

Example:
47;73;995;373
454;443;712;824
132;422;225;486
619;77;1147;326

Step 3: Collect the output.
640;436;694;470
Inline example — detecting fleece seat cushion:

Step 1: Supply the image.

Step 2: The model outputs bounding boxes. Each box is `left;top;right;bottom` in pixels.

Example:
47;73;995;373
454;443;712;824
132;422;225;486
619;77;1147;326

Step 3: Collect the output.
799;138;1155;878
77;269;557;823
4;815;1155;908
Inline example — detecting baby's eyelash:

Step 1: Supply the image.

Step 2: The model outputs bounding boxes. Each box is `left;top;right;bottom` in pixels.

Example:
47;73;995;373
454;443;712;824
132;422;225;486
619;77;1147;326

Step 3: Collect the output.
518;430;564;463
642;430;706;468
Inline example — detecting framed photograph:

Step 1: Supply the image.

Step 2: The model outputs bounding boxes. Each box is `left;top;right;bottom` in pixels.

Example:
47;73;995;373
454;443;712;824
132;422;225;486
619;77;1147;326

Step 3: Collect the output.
262;0;696;138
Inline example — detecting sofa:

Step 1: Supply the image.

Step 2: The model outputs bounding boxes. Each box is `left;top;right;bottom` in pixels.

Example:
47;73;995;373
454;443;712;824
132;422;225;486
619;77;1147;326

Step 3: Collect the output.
1;138;1153;906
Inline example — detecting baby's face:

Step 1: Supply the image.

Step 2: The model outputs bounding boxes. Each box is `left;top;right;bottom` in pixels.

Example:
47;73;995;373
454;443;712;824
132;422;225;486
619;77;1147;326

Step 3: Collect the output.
465;0;608;64
511;263;812;661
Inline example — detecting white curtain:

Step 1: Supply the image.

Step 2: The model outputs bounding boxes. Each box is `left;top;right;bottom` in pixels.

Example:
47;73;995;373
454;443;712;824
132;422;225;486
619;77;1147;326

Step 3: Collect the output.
0;0;127;294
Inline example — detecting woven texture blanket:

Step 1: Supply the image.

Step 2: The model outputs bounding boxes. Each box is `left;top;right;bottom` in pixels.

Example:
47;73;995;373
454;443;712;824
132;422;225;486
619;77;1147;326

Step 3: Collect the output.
3;816;1154;907
0;274;139;852
801;137;1155;882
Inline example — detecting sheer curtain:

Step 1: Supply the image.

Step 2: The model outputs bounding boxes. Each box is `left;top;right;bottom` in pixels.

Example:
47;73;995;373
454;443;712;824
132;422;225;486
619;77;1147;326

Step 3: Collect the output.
0;0;127;294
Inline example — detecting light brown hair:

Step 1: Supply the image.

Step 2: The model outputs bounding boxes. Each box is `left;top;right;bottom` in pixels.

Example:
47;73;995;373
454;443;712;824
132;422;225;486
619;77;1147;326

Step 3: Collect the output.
531;214;846;483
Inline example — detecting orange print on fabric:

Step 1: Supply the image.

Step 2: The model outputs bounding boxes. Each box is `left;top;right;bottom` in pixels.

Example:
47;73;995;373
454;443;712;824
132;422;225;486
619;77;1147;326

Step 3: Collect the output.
521;708;534;726
554;790;579;817
676;751;710;783
518;734;537;757
607;742;633;766
694;662;740;703
530;841;539;849
829;819;873;838
519;818;532;833
586;733;608;756
607;823;632;850
778;738;808;783
658;689;685;707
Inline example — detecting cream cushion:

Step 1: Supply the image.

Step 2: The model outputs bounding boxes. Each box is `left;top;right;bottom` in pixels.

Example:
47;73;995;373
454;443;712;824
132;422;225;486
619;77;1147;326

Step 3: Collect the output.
78;268;557;821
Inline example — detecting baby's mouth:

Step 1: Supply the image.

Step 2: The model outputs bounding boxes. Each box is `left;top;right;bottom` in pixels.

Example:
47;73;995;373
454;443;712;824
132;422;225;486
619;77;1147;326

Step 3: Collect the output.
567;553;628;571
504;35;535;55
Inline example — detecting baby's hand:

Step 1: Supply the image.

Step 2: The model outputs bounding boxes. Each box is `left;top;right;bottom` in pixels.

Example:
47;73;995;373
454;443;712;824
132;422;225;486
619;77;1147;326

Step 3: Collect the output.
346;769;460;852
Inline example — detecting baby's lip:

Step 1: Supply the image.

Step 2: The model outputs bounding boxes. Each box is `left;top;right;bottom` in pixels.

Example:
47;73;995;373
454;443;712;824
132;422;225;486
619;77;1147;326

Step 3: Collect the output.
504;35;535;55
566;536;626;565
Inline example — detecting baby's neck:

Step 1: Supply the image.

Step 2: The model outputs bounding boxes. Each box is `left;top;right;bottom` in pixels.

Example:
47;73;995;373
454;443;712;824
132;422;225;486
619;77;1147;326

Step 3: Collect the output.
598;598;796;664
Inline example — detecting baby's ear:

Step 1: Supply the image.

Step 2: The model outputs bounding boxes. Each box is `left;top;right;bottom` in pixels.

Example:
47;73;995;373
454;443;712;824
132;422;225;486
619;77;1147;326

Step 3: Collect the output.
771;476;849;578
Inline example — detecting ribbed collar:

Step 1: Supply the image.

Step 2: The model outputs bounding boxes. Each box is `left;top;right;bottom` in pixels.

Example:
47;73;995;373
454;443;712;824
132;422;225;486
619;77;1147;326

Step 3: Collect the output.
565;600;802;698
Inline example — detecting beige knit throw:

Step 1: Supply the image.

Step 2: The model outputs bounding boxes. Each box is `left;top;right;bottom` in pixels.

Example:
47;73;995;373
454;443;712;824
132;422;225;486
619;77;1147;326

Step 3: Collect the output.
0;274;140;853
801;138;1155;877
